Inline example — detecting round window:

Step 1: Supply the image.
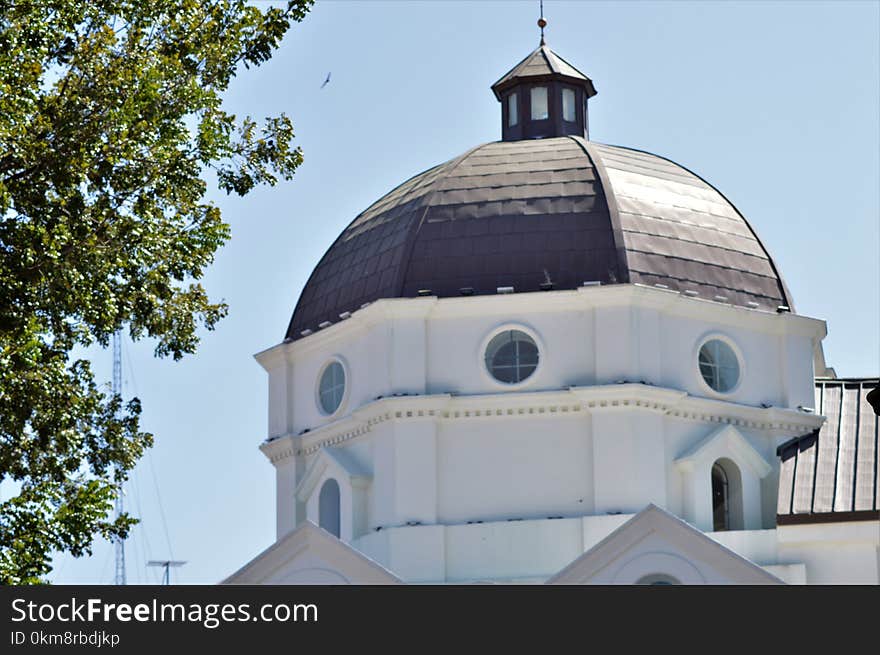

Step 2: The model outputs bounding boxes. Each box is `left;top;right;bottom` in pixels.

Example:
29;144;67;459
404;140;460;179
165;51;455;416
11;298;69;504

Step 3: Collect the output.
318;361;346;415
698;339;740;393
485;330;539;384
636;574;681;585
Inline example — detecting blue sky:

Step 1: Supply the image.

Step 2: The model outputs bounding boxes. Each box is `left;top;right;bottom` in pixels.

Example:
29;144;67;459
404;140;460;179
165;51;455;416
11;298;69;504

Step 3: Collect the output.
41;1;878;584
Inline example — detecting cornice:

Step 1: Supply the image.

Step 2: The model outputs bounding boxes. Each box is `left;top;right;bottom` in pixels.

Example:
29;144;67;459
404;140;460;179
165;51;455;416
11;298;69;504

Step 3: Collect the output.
260;384;824;465
295;446;372;502
255;285;826;369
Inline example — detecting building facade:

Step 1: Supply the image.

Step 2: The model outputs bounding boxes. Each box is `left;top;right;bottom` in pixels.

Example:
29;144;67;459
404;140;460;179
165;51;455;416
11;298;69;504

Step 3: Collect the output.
224;40;879;585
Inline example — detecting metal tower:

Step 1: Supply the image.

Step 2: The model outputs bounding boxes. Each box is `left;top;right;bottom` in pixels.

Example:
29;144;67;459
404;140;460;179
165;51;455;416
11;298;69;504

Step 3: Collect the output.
112;330;126;586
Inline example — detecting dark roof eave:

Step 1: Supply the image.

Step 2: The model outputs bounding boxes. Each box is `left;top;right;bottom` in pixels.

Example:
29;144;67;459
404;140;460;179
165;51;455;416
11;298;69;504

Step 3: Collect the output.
491;74;597;102
776;510;880;526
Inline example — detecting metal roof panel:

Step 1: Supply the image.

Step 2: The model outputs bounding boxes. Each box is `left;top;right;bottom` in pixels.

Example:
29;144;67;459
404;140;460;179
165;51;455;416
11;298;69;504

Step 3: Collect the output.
778;380;879;522
286;138;793;339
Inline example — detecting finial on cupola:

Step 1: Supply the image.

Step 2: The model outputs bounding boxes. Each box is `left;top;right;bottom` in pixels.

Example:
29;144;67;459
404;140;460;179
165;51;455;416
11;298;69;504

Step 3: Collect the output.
538;0;547;45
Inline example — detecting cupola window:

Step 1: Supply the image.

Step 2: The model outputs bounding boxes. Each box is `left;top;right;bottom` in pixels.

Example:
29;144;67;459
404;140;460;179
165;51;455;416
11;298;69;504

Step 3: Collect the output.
530;86;549;120
485;329;539;384
698;339;740;393
562;88;576;122
318;360;346;415
508;92;518;126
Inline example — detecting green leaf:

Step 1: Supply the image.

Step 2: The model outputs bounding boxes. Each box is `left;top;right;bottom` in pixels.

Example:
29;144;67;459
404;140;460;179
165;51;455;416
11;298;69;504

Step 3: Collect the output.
0;0;312;584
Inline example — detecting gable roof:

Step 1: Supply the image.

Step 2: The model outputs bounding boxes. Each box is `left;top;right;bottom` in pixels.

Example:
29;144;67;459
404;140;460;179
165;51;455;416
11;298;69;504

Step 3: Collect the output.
777;378;879;524
295;446;371;503
221;521;401;585
675;424;772;478
546;504;783;584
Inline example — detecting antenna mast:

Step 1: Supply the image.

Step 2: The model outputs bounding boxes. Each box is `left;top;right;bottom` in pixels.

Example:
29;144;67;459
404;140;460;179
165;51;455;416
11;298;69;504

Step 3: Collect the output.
112;330;126;586
148;560;187;585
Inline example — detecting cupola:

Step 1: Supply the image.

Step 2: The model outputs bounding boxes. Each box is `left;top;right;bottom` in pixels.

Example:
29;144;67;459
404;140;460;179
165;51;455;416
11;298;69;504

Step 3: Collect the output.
491;22;597;141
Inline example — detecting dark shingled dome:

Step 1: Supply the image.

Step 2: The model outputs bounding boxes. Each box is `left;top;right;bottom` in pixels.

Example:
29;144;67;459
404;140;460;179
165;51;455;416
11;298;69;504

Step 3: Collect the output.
286;136;792;340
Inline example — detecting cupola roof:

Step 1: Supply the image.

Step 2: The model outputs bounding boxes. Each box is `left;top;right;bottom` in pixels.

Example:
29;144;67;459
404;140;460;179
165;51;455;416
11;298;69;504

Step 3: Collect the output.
491;43;597;102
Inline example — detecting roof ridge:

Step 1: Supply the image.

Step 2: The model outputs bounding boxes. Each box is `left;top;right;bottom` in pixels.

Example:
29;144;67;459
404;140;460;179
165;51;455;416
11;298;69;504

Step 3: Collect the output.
491;44;543;92
549;48;589;78
541;45;560;74
592;141;795;311
568;136;631;284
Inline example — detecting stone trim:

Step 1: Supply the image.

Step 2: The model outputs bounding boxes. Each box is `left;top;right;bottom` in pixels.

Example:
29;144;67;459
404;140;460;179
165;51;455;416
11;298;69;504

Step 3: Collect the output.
256;284;826;367
260;385;824;464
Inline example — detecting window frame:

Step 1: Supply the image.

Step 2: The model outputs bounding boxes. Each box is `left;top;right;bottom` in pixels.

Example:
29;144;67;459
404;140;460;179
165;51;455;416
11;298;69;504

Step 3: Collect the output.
636;574;681;585
561;86;577;123
711;462;730;531
709;457;745;531
507;91;518;127
530;85;549;121
693;334;744;397
479;324;544;388
318;478;341;538
316;357;349;417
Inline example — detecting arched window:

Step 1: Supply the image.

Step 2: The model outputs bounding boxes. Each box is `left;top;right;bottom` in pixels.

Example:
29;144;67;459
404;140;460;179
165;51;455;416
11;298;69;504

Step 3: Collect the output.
711;463;729;531
711;458;743;531
636;574;681;585
318;478;341;538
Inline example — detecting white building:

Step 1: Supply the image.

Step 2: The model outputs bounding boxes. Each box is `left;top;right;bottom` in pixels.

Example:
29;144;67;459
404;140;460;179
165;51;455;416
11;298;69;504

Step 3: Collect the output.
224;38;879;585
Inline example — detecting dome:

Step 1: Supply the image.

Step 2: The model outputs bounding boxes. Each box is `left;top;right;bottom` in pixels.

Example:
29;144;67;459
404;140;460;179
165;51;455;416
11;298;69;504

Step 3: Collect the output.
287;136;791;340
286;43;792;341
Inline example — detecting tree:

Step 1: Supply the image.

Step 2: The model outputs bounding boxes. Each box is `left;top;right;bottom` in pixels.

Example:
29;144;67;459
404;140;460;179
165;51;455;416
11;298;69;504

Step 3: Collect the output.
0;0;312;584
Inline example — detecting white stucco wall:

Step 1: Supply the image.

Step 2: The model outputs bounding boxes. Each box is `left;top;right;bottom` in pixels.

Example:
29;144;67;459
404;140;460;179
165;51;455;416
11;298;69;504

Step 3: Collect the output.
349;515;877;584
777;521;880;584
250;285;874;585
436;414;592;522
259;286;825;440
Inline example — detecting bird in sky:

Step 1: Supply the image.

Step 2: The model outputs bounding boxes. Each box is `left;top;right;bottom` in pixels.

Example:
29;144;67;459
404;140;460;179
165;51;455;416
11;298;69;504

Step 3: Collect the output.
320;72;331;89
